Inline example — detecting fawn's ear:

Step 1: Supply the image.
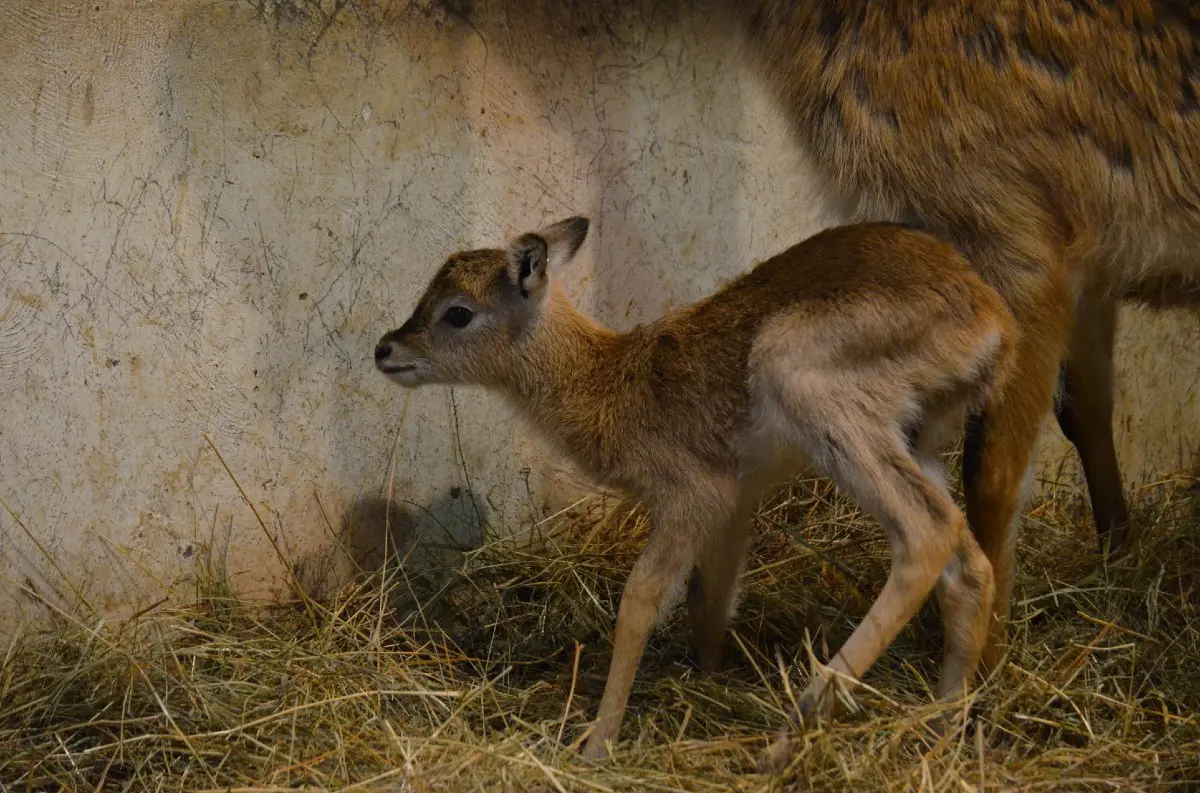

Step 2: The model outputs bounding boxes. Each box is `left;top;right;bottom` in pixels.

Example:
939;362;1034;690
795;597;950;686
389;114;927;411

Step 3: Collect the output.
505;216;589;300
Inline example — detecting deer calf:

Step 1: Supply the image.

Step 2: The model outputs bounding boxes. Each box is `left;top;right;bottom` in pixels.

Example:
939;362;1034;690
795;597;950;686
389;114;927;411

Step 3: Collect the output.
374;218;1015;766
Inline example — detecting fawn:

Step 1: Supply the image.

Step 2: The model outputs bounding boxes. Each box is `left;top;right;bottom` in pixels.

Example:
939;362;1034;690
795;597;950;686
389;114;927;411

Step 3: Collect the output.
374;217;1016;765
711;0;1200;669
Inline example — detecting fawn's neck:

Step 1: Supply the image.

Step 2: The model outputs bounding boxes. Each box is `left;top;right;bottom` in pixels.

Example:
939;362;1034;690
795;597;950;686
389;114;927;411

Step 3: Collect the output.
497;286;631;472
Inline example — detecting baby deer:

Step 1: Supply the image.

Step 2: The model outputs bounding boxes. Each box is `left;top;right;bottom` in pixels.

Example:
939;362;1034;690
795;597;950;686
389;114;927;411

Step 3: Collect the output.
374;217;1015;766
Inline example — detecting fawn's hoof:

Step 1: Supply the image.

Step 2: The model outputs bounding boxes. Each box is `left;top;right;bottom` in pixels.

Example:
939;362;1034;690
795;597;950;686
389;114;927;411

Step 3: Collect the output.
928;694;978;740
756;731;795;774
757;693;830;775
797;682;836;725
929;709;955;740
580;736;610;762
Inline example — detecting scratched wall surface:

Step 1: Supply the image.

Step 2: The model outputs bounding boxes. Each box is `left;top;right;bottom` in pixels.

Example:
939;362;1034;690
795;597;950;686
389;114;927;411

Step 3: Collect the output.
1;0;1197;635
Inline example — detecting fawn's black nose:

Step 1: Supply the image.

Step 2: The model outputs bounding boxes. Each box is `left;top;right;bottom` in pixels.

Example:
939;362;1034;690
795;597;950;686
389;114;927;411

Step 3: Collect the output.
374;342;392;362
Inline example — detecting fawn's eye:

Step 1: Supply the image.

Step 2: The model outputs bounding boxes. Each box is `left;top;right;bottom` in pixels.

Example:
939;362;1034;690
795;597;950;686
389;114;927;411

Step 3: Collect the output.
443;306;474;328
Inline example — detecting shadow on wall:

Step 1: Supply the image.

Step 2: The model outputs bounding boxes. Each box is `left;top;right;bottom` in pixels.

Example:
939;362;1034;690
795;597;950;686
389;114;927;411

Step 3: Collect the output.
288;489;483;603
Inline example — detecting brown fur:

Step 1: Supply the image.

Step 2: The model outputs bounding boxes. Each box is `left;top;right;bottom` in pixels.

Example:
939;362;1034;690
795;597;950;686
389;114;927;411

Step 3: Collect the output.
375;218;1016;765
718;0;1200;675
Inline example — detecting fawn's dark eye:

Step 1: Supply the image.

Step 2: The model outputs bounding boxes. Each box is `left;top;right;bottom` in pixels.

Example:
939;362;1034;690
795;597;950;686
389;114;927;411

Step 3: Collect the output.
443;306;474;328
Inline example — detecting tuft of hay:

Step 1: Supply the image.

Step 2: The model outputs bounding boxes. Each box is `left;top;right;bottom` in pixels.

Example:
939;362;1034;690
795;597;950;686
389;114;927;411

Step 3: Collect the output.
2;470;1198;792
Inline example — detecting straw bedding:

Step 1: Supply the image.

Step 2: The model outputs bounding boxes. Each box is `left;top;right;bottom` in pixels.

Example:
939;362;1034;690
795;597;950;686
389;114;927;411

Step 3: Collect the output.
2;468;1197;792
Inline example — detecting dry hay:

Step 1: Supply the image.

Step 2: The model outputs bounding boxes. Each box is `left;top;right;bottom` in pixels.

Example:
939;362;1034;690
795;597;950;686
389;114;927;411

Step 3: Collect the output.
2;469;1198;792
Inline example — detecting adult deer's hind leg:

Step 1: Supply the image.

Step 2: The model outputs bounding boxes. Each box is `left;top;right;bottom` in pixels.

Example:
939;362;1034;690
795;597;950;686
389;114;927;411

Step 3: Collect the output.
1054;292;1130;551
963;242;1073;672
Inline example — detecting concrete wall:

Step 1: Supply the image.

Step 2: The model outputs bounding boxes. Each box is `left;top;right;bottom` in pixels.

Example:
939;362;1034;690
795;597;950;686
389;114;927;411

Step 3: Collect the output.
2;0;1197;635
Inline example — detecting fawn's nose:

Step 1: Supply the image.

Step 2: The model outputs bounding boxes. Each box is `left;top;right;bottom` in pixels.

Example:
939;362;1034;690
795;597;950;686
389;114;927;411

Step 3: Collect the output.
374;342;392;362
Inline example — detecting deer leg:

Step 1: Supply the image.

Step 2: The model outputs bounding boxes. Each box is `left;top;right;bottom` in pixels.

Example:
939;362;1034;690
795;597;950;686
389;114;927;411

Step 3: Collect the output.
963;252;1072;673
759;415;962;772
1055;293;1130;551
581;490;725;760
911;410;995;710
933;534;995;705
798;437;958;720
687;501;754;676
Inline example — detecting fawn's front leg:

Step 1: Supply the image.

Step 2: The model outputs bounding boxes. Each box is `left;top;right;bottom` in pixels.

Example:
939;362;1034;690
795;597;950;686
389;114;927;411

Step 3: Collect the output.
581;490;724;760
688;499;755;675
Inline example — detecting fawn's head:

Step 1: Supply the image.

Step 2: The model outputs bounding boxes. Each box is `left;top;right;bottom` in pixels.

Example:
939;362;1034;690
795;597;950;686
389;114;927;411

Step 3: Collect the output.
374;216;590;388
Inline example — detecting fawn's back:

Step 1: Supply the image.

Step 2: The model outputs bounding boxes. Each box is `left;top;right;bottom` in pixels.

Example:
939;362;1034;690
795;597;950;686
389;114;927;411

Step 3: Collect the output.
615;223;1010;444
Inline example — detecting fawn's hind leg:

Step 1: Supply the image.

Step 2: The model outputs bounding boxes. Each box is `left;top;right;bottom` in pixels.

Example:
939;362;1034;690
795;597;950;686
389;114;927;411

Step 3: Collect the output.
794;433;958;720
758;390;961;771
911;410;995;706
932;533;994;707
